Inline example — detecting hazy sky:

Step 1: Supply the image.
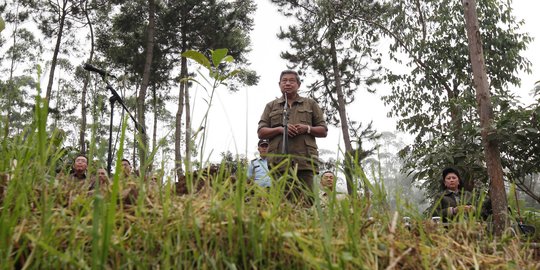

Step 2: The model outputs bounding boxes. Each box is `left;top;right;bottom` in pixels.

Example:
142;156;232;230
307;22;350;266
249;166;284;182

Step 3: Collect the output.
192;0;540;164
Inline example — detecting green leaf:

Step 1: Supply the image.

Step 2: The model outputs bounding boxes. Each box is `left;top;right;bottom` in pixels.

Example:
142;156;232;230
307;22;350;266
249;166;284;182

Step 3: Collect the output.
182;50;211;69
0;17;5;33
220;69;240;81
222;55;234;63
211;48;229;67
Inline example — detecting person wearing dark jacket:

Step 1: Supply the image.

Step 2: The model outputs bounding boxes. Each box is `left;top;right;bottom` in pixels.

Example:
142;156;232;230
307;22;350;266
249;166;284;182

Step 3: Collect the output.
433;167;490;222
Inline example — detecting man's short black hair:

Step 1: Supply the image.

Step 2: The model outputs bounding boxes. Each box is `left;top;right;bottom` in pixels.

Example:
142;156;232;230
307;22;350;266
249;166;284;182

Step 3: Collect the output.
74;154;88;163
279;70;301;85
321;170;334;176
121;158;131;165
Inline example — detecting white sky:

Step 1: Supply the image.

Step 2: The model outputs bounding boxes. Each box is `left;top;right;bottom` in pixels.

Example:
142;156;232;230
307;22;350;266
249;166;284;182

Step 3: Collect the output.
193;0;540;164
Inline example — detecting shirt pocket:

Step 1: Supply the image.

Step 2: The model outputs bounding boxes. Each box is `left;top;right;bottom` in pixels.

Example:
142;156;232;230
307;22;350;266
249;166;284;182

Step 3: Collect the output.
297;108;313;125
269;110;283;127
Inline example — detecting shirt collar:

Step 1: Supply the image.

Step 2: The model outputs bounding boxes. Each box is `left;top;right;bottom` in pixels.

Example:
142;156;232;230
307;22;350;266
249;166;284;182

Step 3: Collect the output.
71;172;87;180
277;95;305;104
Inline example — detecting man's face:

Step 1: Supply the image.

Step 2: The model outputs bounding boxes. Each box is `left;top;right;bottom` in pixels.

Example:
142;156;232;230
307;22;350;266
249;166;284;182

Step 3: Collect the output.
279;73;299;96
122;160;132;175
258;143;269;157
74;156;88;173
97;169;108;182
321;172;335;190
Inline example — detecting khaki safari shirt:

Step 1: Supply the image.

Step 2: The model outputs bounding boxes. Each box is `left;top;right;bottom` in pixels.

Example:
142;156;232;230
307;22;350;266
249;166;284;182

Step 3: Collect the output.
258;96;327;172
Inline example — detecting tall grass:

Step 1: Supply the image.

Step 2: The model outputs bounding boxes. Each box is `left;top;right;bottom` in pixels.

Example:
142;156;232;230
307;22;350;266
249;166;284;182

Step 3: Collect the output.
1;118;538;269
1;57;538;269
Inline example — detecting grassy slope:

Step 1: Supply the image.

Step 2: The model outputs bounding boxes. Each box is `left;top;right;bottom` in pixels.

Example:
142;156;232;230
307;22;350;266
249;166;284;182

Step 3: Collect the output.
0;104;538;269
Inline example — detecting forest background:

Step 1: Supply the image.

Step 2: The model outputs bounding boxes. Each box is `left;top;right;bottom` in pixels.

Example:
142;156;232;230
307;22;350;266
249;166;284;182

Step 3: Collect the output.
1;0;539;210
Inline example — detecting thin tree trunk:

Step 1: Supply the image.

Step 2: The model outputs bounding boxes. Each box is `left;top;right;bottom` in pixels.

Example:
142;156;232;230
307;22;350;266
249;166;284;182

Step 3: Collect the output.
175;52;187;179
180;18;191;173
152;84;157;153
463;0;508;235
185;76;192;173
330;36;355;195
8;1;20;79
5;2;20;138
45;0;68;104
133;107;137;169
52;79;62;128
80;0;95;154
4;90;12;139
515;179;540;204
137;0;156;173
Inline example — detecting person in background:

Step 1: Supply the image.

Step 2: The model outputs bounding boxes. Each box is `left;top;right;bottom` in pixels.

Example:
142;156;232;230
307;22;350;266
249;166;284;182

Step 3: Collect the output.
60;154;94;198
147;169;163;193
150;169;164;183
70;154;88;181
247;139;272;187
257;70;328;206
119;158;139;204
97;168;110;185
433;167;477;222
121;158;134;179
319;170;346;207
89;168;111;194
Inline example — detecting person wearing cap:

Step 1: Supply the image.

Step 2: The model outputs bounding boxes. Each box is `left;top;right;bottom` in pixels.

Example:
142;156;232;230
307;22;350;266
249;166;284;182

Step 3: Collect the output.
247;139;272;187
257;70;328;206
433;167;480;222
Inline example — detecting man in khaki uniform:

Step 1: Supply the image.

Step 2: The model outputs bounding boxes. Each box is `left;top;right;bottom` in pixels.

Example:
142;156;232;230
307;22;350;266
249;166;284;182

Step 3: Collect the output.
257;70;327;205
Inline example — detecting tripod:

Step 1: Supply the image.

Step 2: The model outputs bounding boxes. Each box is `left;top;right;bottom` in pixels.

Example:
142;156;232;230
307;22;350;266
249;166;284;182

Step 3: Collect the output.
95;75;145;174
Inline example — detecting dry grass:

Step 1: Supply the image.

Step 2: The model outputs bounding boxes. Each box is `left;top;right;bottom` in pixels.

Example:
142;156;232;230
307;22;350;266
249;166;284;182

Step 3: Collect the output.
0;110;538;269
2;171;538;269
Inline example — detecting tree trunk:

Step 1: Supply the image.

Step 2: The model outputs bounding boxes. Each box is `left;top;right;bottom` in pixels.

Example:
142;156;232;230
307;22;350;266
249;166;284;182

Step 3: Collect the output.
45;0;68;104
330;36;355;195
5;3;20;138
152;84;157;153
80;0;95;154
175;52;187;179
133;108;137;169
185;75;192;173
137;0;155;173
462;0;508;235
4;88;12;139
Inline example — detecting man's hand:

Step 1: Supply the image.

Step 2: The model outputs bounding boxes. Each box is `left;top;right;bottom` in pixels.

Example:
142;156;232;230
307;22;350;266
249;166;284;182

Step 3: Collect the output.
286;124;309;137
286;124;297;137
455;205;475;213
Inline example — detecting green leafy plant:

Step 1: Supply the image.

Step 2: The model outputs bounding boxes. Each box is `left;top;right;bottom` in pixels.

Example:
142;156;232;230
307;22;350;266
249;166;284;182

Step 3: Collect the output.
181;48;240;173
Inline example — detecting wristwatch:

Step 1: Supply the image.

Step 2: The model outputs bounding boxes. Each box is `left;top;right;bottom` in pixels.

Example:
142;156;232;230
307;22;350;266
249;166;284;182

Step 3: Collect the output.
307;125;311;134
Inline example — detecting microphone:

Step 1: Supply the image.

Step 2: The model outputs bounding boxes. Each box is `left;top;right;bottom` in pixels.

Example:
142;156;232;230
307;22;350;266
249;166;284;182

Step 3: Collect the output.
282;93;289;154
283;94;288;114
83;63;117;78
